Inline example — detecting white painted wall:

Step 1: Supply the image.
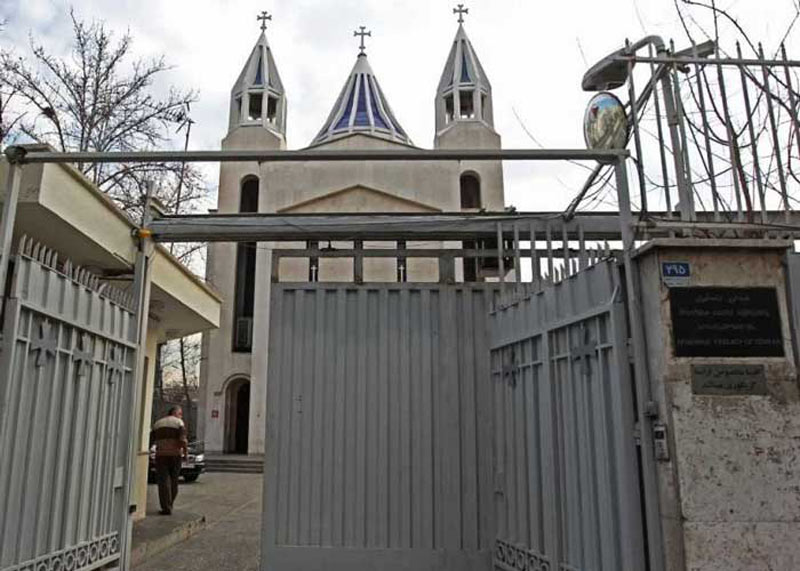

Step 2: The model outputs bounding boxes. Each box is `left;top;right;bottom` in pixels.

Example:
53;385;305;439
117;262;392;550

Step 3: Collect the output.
201;123;506;455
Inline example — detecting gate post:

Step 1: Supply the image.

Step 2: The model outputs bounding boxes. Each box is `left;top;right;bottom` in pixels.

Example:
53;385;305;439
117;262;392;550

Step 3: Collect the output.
615;157;666;571
0;151;24;316
633;239;800;570
119;192;156;570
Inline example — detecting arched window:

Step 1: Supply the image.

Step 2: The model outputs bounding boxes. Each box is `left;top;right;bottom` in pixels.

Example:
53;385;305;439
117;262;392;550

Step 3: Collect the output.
240;176;259;212
233;177;259;351
460;173;481;209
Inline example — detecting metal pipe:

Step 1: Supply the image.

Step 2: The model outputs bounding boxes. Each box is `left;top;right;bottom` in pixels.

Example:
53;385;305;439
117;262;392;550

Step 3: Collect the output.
626;39;649;212
737;43;767;222
693;47;720;221
147;210;800;243
529;220;539;286
0;163;22;317
513;223;522;284
670;45;697;220
656;45;694;222
648;45;674;221
10;147;627;165
716;58;745;220
781;44;800;168
496;222;505;286
613;55;800;67
578;223;587;270
119;187;155;570
760;43;790;221
614;157;665;571
546;223;554;279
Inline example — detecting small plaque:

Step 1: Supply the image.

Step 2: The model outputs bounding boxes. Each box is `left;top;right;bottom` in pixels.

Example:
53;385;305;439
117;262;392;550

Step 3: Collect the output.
671;287;784;357
692;364;767;396
662;261;690;287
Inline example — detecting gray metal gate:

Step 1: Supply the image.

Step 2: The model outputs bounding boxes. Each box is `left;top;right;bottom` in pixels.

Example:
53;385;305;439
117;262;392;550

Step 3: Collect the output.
263;283;498;571
0;238;136;571
489;259;645;571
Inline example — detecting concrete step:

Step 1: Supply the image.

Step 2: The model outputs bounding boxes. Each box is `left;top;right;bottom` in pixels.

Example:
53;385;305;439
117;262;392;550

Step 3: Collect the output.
131;511;206;567
204;455;264;474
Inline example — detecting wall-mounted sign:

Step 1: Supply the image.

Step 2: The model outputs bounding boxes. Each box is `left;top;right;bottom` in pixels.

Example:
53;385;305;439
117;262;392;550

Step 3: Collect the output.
662;261;690;287
670;287;784;357
211;409;219;419
692;364;767;396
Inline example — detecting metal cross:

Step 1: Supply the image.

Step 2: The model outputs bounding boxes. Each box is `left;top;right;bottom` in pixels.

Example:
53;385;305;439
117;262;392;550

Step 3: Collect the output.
257;10;272;32
572;324;597;378
73;332;94;377
453;4;469;24
106;345;126;384
502;346;521;387
31;320;58;368
354;26;371;55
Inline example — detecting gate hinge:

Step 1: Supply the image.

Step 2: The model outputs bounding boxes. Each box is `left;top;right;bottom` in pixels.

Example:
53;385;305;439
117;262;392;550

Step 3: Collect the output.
644;400;659;419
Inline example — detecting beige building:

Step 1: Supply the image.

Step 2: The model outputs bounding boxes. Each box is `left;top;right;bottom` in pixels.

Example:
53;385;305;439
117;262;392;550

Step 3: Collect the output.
200;21;507;455
0;151;222;520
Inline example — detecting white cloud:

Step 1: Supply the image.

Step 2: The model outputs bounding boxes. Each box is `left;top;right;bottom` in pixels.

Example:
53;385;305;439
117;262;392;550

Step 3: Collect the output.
4;0;799;211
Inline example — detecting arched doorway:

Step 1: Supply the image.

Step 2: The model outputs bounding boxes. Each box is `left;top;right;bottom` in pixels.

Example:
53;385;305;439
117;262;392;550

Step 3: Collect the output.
224;377;250;454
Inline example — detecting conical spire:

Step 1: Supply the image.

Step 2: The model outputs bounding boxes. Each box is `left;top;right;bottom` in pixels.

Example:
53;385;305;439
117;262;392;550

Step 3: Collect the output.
311;53;411;147
228;29;287;136
435;23;493;134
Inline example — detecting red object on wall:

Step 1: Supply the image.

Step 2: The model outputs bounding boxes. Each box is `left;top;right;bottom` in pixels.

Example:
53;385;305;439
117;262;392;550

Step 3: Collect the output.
211;409;219;419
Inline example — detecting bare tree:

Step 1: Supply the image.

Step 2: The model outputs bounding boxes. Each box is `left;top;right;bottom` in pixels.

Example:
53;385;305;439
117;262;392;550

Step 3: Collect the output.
568;0;800;220
2;11;210;427
0;19;24;147
0;9;207;218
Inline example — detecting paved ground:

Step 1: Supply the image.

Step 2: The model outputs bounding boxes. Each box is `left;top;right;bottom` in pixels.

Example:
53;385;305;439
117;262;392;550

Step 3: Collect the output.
134;472;263;570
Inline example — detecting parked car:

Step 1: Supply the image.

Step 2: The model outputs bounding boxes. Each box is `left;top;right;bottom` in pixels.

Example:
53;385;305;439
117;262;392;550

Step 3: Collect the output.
148;441;206;483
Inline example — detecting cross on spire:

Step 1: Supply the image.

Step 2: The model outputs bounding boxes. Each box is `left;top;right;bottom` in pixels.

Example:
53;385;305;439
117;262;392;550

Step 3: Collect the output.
257;10;272;32
354;26;372;55
453;4;469;24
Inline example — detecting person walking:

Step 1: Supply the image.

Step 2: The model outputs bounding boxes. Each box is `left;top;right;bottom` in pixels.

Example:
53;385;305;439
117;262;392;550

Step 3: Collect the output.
150;406;188;515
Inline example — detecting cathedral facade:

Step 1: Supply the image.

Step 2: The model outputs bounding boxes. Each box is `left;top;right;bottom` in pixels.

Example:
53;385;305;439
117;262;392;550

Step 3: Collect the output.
199;17;506;455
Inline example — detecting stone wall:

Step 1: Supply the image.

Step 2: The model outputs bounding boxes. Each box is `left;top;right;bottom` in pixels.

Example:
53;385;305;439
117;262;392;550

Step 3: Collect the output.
637;240;800;571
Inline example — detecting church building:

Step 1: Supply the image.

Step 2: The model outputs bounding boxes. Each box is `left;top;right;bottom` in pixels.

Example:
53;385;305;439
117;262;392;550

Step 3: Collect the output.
199;9;507;455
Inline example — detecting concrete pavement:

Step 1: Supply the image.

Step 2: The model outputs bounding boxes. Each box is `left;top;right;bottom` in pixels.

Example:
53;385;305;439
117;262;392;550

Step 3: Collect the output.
133;472;263;570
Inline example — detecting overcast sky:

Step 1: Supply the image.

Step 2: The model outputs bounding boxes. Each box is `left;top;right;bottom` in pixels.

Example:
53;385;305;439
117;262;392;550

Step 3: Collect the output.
3;0;799;211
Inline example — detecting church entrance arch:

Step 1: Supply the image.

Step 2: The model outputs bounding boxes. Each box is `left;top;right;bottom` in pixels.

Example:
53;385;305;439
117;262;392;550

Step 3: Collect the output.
224;376;251;454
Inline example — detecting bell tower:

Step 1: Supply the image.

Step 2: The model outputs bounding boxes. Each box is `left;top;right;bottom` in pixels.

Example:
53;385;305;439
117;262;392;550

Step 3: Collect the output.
203;12;289;457
223;10;287;150
434;4;504;212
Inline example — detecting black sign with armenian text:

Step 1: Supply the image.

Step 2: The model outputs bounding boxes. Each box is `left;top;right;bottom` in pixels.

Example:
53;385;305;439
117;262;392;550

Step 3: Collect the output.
670;287;784;357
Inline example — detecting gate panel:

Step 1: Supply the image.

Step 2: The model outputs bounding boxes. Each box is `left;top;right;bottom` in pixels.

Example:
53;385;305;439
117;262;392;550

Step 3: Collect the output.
262;284;497;571
490;260;644;571
0;241;135;571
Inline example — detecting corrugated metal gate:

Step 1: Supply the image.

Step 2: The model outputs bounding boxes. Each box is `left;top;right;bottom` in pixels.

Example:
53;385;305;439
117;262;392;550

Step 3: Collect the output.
0;238;136;571
263;283;498;571
489;259;645;571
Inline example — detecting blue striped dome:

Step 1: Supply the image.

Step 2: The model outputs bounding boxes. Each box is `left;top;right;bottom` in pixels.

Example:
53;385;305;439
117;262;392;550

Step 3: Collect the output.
312;54;411;146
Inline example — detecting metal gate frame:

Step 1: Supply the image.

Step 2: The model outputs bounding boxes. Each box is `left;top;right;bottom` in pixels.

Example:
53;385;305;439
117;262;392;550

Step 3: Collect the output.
0;238;142;571
262;281;500;571
490;259;645;571
1;145;678;570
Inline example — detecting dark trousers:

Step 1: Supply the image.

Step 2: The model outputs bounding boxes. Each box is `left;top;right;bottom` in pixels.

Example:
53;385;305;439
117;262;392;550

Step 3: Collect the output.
155;456;181;513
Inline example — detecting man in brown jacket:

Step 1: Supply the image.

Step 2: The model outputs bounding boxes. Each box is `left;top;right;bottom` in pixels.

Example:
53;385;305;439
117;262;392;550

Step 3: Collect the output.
150;406;188;515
